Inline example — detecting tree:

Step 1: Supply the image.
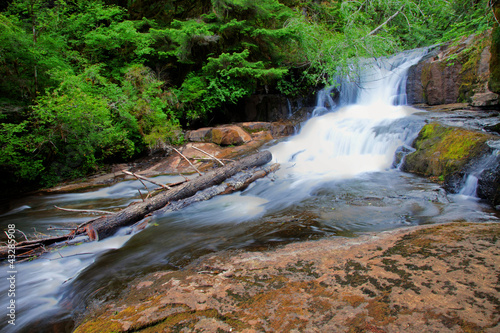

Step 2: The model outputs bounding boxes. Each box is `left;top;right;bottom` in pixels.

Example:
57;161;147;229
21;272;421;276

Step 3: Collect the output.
1;0;498;191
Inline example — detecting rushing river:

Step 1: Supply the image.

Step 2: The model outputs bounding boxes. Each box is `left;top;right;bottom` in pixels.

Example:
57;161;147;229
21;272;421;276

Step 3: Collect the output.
1;48;499;333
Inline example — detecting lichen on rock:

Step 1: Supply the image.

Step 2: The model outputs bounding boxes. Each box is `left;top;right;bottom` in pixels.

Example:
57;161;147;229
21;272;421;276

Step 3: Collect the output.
489;4;500;94
73;222;500;333
402;122;493;181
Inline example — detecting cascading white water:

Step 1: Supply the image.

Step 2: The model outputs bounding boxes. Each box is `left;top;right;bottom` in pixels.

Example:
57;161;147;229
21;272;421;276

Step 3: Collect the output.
3;46;499;333
458;142;500;198
271;48;429;182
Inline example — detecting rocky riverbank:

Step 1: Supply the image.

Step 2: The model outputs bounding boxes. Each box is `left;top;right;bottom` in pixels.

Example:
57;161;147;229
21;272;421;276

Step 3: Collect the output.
74;222;500;332
42;120;296;194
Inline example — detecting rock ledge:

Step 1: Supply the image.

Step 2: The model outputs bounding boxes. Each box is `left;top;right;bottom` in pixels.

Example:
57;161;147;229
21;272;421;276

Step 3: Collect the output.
75;222;500;333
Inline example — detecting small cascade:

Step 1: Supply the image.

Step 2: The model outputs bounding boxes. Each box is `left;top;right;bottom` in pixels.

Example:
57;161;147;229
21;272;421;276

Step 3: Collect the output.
287;98;292;118
312;86;338;117
459;175;479;197
272;47;429;182
457;141;500;199
313;47;429;115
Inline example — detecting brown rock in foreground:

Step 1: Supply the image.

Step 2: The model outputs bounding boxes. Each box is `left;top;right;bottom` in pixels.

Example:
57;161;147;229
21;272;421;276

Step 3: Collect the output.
74;222;500;332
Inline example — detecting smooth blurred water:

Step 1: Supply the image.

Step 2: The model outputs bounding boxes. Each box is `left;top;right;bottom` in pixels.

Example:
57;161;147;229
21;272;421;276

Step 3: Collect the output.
1;48;498;333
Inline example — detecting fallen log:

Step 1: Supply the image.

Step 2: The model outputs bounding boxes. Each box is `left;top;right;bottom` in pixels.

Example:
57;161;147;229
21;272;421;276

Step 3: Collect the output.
0;151;272;259
155;163;280;214
74;150;272;240
0;234;81;259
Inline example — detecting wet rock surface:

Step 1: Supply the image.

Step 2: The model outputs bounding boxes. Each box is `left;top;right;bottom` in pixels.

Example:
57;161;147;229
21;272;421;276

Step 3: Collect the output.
415;108;500;133
402;109;500;207
402;122;494;179
74;222;500;333
407;30;499;107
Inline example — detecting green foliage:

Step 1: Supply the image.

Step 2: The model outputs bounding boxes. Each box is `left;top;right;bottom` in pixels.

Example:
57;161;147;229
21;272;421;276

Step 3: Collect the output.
1;0;497;190
28;75;135;184
178;49;287;120
121;64;183;148
489;3;500;94
0;120;44;181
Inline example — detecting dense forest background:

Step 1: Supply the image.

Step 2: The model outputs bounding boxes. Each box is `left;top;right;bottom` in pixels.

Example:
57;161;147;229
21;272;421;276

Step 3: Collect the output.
0;0;497;190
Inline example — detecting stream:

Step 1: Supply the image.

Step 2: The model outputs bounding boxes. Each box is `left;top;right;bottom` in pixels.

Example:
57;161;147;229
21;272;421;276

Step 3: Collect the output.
1;48;499;333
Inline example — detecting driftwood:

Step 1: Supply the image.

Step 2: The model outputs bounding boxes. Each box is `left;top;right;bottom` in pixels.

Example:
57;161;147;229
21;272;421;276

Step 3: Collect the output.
0;235;80;259
122;170;172;190
0;151;273;259
91;150;272;240
191;146;225;166
54;205;116;215
156;163;280;214
172;147;203;175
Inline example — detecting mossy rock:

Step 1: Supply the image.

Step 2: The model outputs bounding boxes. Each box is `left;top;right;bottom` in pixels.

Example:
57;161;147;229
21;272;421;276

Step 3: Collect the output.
402;123;493;181
489;5;500;94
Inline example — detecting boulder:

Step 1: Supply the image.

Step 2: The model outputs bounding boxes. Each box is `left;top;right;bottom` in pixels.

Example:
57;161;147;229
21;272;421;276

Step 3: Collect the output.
238;122;272;132
186;127;212;142
470;91;500;107
186;122;296;147
181;143;224;160
477;160;500;208
421;57;463;105
211;125;252;146
402;123;500;207
270;122;295;137
406;50;437;105
402;123;492;179
250;130;273;142
485;122;500;135
407;31;499;107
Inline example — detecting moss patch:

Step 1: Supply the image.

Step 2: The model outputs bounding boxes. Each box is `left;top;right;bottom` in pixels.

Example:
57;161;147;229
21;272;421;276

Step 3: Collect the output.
457;31;491;102
490;5;500;94
403;123;492;179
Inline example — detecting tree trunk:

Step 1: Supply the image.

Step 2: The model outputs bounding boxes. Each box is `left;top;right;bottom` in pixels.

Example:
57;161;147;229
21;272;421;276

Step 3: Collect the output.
91;150;272;240
0;151;274;260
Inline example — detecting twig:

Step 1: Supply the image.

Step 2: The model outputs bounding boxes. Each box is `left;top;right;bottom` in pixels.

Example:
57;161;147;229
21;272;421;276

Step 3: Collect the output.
192;158;234;162
122;170;171;189
191;146;225;166
168;179;189;187
178;174;190;182
4;231;17;243
15;229;28;241
54;205;116;215
367;5;404;37
131;175;152;199
49;252;95;261
138;189;145;202
172;147;203;176
47;227;79;231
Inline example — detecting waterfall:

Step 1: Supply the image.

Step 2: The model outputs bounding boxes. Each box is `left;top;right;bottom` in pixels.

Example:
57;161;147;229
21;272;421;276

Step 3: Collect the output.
271;47;429;181
459;175;479;197
458;141;500;198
